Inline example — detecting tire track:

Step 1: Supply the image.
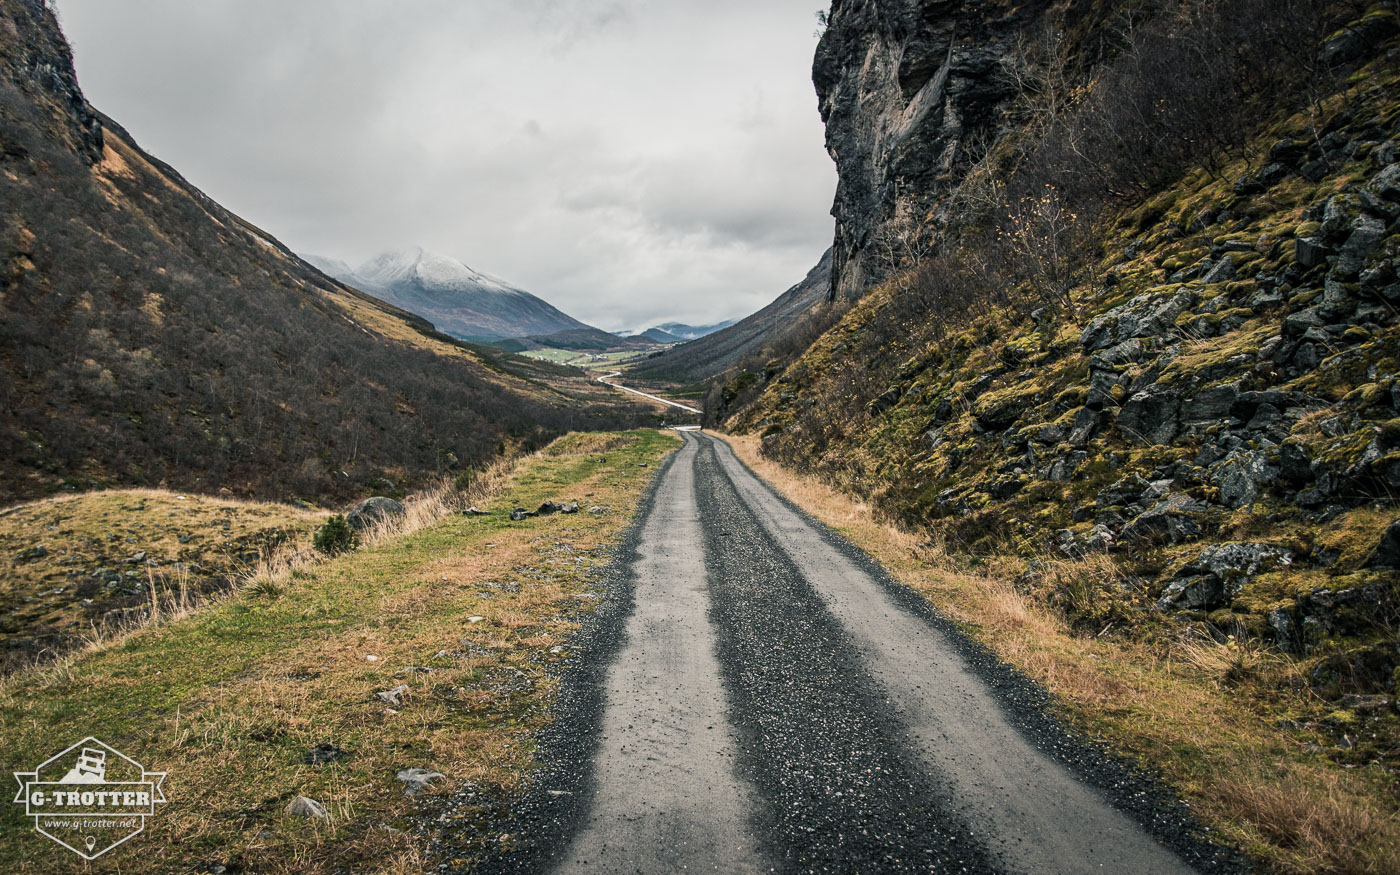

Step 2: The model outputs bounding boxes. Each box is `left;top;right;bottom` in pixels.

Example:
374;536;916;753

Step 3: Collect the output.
703;433;1231;875
693;438;992;873
555;434;766;873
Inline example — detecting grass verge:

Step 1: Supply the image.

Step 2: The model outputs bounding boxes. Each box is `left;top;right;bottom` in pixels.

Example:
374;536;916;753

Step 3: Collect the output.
0;429;680;873
0;490;328;673
722;432;1400;875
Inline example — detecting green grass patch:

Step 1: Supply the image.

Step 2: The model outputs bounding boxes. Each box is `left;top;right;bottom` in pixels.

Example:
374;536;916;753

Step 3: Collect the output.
0;430;680;873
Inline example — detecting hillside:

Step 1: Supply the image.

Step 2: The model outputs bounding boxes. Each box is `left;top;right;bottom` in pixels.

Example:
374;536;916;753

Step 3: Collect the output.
307;247;602;343
716;1;1400;870
0;0;639;504
629;248;833;384
637;327;684;344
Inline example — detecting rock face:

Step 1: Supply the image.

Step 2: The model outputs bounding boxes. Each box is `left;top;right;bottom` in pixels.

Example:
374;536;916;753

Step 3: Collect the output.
5;0;103;164
1367;520;1400;569
729;1;1400;682
813;1;1040;299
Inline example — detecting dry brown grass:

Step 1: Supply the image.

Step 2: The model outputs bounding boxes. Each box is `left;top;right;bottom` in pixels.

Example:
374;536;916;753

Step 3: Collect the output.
1215;766;1400;875
0;430;681;873
722;431;1400;875
0;488;328;673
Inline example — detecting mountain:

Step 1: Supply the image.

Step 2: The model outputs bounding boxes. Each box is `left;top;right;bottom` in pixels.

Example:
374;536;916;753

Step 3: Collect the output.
637;327;685;344
301;253;354;279
307;246;597;342
0;0;638;503
629;249;833;384
650;321;736;340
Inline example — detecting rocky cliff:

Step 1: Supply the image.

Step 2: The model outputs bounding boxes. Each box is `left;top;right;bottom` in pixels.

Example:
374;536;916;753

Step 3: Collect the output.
0;0;102;164
814;0;1047;299
722;3;1400;842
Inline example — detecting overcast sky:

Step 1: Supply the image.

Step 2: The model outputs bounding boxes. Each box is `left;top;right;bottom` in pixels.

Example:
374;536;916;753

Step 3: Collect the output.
53;0;836;332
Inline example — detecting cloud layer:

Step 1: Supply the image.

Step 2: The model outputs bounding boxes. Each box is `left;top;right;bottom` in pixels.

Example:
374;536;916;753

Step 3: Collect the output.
55;0;836;330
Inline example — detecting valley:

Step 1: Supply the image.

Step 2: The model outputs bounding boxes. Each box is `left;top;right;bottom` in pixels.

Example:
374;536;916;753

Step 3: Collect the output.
3;0;1400;872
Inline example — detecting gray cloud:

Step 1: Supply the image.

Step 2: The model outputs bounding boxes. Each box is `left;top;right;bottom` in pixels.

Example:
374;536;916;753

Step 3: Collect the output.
54;0;835;331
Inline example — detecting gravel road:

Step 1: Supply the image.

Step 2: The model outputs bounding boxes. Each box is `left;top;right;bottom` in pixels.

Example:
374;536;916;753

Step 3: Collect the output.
472;431;1244;874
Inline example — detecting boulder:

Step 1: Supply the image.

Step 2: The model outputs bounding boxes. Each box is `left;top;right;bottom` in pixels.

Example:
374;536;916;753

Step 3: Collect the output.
301;744;350;766
1181;382;1239;423
1370;162;1400;202
1081;290;1196;351
1295;236;1329;268
1116;384;1181;445
1320;193;1357;239
509;507;532;521
1319;10;1400;67
1269;139;1308;165
1267;607;1300;652
15;544;48;562
1121;493;1206;545
1157;542;1292;612
1043;451;1085;482
973;393;1025;431
1090;338;1146;371
1068;407;1105;446
1056;524;1116;557
1363;519;1400;569
1332;214;1387;279
1202;255;1236;284
1211;450;1277;508
1156;575;1224;611
1096;473;1154;509
1279;442;1314;484
347;497;406;530
868;386;903;415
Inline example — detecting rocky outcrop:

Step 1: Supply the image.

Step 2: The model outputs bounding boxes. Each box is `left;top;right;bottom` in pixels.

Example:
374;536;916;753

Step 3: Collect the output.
736;11;1400;671
2;0;103;164
813;1;1041;299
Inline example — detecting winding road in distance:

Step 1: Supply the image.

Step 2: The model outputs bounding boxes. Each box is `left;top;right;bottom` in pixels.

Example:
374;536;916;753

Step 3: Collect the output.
482;431;1241;875
595;372;702;415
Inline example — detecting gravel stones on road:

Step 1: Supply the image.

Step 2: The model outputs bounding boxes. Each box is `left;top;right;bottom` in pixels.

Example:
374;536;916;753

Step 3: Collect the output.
694;443;990;873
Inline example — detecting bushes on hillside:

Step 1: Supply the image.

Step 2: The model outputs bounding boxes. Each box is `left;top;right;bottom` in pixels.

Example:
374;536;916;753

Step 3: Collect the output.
0;62;644;504
313;515;358;556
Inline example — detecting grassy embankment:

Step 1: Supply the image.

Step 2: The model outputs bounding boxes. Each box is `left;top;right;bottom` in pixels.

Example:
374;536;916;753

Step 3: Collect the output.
723;432;1400;875
0;429;679;873
0;491;327;672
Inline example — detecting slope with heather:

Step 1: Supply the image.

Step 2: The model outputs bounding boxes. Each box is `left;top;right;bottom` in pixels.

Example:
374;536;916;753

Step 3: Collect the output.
0;0;641;504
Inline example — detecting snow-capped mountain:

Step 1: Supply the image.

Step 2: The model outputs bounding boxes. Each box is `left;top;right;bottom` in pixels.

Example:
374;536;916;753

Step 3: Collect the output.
304;246;596;342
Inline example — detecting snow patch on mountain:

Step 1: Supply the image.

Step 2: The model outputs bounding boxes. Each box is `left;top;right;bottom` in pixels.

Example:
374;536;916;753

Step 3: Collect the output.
351;246;523;297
